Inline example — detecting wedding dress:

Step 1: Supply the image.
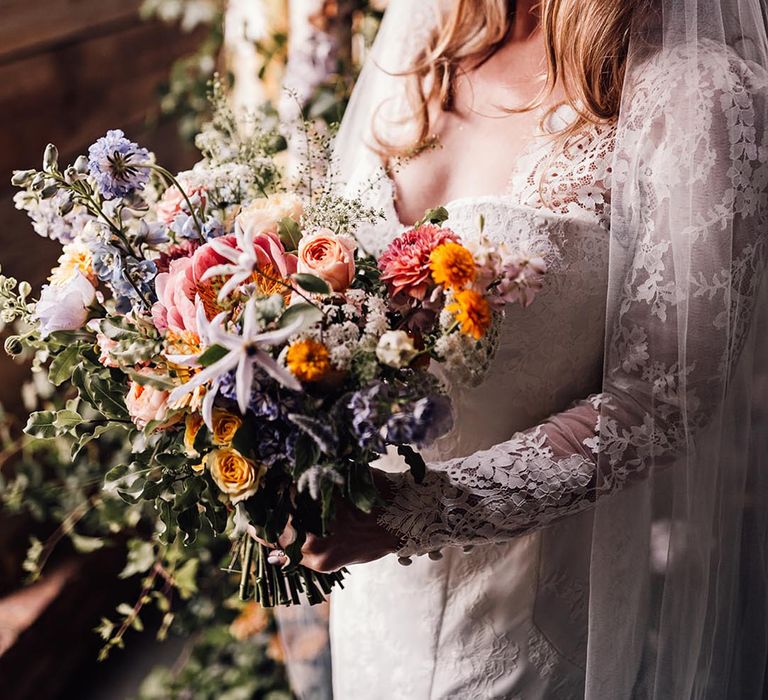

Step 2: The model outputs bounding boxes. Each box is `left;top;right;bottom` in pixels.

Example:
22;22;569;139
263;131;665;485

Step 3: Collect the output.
320;1;768;698
331;103;614;699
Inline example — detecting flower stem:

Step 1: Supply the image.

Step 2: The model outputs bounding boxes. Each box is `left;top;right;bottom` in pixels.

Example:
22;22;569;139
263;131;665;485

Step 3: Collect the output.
145;164;205;242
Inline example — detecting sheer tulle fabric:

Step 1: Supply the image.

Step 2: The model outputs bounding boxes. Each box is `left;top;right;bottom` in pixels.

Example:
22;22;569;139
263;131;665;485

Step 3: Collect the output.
321;0;768;697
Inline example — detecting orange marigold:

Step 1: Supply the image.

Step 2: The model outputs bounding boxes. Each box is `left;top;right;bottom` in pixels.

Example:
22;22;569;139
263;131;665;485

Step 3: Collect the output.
286;339;331;382
430;242;476;289
447;289;492;340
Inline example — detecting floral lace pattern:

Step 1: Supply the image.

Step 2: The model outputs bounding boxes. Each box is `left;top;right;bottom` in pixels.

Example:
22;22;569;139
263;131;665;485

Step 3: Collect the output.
380;43;768;566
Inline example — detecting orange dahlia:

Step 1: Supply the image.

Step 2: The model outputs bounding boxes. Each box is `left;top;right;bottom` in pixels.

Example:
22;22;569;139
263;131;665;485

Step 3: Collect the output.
447;289;492;340
430;242;476;289
286;339;331;382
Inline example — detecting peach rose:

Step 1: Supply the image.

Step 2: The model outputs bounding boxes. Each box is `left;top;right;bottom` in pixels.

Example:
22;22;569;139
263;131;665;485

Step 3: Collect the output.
126;373;172;429
297;229;357;292
236;193;304;238
156;184;207;225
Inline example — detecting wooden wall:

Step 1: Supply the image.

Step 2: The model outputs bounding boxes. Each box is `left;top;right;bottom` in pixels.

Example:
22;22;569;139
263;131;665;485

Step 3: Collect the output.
0;0;201;410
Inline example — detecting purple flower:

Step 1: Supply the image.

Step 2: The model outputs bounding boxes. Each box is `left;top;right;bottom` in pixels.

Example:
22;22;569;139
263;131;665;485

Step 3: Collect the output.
347;382;392;453
88;130;150;199
385;395;454;448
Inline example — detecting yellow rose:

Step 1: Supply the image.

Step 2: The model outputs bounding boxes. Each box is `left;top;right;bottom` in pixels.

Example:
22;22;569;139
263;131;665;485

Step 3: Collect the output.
207;448;264;503
184;413;204;457
212;410;243;446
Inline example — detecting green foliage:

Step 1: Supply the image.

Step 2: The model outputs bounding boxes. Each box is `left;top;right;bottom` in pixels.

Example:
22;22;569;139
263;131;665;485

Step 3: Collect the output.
136;624;291;700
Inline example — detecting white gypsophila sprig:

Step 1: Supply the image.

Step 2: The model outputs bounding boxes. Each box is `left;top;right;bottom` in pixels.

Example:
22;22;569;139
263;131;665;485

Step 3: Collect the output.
167;298;303;423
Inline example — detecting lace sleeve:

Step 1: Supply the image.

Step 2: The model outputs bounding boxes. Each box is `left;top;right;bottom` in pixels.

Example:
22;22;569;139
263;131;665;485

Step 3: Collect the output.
379;45;768;559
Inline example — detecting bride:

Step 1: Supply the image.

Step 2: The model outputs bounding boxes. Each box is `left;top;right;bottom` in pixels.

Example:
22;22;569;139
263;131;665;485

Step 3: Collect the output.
284;0;768;697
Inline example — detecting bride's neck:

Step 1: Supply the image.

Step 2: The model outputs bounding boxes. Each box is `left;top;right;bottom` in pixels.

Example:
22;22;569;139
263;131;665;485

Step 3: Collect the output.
510;0;541;41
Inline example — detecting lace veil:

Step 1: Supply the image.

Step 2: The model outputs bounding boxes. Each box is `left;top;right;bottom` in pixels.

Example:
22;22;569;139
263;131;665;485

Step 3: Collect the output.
330;0;768;696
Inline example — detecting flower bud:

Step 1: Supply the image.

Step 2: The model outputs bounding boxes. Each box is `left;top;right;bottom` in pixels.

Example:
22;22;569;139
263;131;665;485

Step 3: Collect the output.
18;281;31;298
43;143;59;171
40;184;59;199
4;336;23;356
74;155;89;174
11;169;36;187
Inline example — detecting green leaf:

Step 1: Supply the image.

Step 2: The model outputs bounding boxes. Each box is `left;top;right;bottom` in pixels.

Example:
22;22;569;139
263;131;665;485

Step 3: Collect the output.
347;462;382;514
127;370;175;390
73;421;127;461
278;217;302;251
105;463;130;482
293;433;320;476
320;479;336;536
53;409;82;433
84;374;129;419
279;302;323;331
48;344;82;386
24;411;57;439
397;445;427;484
292;273;331;295
70;534;105;554
418;206;449;226
174;559;199;599
197;344;229;367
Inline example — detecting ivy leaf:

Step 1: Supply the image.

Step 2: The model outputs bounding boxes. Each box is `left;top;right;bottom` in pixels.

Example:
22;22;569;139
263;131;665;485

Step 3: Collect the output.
278;217;302;252
197;344;229;367
48;344;82;386
398;445;427;484
292;273;331;295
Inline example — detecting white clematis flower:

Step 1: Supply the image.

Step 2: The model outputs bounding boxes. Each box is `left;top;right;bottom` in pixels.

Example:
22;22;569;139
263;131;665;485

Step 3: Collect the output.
167;298;303;427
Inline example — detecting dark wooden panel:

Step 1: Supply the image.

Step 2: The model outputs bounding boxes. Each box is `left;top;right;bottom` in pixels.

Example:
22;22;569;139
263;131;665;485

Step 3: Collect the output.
0;0;141;62
0;21;202;181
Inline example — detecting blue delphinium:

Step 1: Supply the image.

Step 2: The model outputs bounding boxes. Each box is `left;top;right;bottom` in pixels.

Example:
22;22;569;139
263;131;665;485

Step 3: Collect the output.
110;259;157;313
385;395;454;448
88;130;150;200
219;369;287;421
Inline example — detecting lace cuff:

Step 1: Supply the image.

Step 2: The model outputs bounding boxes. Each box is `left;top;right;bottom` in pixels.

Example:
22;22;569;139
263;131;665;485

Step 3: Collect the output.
378;398;602;558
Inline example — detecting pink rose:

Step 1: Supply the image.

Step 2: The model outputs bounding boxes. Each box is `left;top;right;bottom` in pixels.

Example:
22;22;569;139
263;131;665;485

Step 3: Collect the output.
126;372;171;429
156;185;207;225
153;256;197;334
297;229;357;292
378;224;459;301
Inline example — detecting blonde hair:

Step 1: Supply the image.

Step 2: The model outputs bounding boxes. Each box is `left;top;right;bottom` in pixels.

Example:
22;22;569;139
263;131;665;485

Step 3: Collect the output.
377;0;648;156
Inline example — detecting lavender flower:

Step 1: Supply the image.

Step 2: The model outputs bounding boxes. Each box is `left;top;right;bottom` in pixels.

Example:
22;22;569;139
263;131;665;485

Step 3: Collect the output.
87;130;150;199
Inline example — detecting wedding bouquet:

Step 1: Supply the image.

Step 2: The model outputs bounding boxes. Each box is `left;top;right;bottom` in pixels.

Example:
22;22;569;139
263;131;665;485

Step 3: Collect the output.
2;104;545;608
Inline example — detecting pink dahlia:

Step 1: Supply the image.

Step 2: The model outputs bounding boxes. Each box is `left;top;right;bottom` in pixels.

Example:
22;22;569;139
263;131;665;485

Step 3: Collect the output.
378;224;459;301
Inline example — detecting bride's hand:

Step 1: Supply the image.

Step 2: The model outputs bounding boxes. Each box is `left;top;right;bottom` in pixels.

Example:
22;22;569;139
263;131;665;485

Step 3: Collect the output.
300;491;402;574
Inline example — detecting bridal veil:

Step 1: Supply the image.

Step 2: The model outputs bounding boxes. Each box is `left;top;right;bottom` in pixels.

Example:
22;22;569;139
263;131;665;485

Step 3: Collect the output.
329;0;768;696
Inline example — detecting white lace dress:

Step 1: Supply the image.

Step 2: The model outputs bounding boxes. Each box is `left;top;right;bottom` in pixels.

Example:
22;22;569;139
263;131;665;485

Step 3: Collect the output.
330;110;617;700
